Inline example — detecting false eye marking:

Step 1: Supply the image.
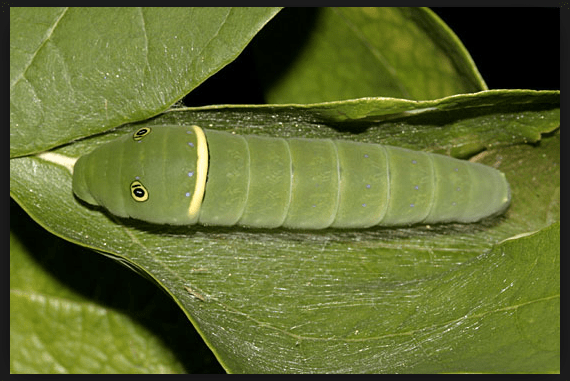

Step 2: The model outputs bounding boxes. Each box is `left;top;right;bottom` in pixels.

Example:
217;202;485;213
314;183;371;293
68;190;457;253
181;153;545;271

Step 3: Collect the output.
133;127;151;141
130;180;149;202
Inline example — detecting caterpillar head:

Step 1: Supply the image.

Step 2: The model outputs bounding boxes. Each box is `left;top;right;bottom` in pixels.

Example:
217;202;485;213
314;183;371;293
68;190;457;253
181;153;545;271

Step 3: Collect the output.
72;126;208;225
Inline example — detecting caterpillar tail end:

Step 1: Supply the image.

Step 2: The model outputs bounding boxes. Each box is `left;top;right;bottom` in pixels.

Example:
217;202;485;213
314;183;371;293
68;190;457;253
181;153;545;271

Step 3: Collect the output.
494;172;512;216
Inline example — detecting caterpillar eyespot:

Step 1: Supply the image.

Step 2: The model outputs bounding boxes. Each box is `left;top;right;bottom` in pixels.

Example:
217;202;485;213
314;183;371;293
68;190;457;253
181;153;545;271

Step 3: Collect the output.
130;180;149;202
72;125;511;229
133;127;151;141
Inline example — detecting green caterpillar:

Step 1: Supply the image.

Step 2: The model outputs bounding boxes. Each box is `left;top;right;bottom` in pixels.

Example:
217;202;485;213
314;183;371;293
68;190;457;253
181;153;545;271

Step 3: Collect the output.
72;125;511;229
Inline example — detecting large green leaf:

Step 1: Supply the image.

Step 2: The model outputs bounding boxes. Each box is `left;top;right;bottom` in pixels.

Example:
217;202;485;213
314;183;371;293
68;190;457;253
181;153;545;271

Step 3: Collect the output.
10;209;224;373
252;7;486;103
10;92;559;373
10;7;281;157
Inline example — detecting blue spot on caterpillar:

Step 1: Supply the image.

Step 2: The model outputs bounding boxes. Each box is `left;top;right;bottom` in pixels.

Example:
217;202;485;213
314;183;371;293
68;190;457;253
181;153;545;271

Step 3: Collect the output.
72;125;511;229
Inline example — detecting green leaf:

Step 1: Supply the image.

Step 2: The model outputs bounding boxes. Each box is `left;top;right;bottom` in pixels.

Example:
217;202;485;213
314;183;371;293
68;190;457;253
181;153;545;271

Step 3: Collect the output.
10;91;559;373
10;202;225;373
10;7;281;157
252;7;486;104
399;223;560;373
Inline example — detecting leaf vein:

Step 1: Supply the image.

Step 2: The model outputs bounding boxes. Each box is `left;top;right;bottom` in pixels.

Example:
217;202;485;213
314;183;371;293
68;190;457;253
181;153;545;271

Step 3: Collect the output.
138;8;151;74
10;7;69;91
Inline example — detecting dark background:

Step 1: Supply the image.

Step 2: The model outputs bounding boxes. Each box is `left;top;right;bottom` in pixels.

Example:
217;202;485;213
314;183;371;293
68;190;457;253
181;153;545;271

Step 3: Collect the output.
184;7;561;107
433;7;560;91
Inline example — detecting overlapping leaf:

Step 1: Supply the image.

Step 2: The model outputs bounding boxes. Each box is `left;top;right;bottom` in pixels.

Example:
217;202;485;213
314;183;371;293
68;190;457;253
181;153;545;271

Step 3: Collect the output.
10;7;280;157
